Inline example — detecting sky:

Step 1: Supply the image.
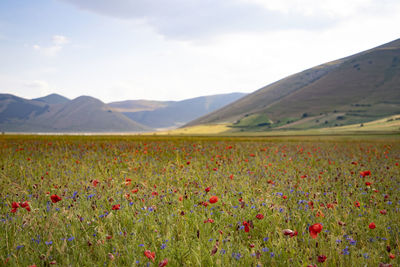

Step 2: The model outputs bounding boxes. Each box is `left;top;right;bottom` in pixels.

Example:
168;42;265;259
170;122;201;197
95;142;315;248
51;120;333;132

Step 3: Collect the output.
0;0;399;103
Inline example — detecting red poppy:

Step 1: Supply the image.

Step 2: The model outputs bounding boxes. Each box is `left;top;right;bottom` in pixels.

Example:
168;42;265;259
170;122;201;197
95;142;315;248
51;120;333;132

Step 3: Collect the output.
308;201;314;210
256;214;264;220
205;187;211;192
318;255;327;263
380;209;387;215
159;258;168;267
389;253;395;259
209;196;218;204
10;201;19;213
360;170;371;177
92;179;99;187
369;222;376;229
50;194;62;203
132;188;139;193
20;201;31;212
144;250;155;261
365;181;372;186
354;201;360;208
112;204;120;210
243;221;250;232
283;229;298;237
282;195;287;199
309;223;323;239
12;202;20;209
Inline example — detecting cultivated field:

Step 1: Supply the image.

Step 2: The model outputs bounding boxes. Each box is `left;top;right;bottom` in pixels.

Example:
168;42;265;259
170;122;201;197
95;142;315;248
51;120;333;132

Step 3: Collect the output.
0;135;399;266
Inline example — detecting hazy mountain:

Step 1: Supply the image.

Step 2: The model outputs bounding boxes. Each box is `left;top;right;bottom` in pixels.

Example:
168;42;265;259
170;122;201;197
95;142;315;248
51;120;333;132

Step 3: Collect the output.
108;93;246;129
108;100;173;112
0;94;149;132
33;93;70;105
186;38;400;130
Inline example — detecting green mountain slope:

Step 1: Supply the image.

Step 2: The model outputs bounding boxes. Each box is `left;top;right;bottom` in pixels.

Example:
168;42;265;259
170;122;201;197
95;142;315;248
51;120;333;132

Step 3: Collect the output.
185;38;400;130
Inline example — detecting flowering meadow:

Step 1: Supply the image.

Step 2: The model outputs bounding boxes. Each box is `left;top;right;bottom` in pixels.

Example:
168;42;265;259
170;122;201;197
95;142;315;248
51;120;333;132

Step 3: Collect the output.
0;135;399;266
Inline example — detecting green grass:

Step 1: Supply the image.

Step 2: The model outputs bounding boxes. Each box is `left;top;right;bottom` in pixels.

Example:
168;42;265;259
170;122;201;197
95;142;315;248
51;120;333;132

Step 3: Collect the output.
0;135;399;266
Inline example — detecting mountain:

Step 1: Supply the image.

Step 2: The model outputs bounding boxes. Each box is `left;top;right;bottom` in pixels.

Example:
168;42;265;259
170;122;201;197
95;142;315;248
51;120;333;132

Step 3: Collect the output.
107;100;173;112
108;92;246;129
185;38;400;131
0;94;149;132
33;93;70;105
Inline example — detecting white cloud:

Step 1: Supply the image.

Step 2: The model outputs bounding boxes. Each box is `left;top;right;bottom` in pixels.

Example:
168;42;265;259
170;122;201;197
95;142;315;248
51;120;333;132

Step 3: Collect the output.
60;0;334;40
33;35;69;56
24;80;49;89
52;35;69;45
23;80;53;98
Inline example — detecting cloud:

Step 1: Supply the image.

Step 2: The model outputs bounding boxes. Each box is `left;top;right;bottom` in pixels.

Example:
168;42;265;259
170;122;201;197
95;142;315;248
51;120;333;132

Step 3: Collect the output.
60;0;337;39
24;80;49;89
22;80;53;97
33;35;69;56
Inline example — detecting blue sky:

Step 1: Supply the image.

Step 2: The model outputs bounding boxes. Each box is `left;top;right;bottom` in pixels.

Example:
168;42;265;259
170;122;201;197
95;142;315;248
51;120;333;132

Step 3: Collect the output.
1;0;400;102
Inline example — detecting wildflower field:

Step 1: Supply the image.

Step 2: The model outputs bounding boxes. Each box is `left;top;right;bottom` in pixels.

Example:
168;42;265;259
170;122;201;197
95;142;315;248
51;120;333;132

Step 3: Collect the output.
0;135;399;266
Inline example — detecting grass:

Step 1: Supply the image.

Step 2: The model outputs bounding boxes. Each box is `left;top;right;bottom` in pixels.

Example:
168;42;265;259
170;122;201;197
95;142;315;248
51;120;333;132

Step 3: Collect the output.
0;135;399;266
162;114;400;136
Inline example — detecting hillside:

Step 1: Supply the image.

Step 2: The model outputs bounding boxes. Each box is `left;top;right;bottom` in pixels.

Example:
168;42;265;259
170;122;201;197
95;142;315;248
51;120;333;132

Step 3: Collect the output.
186;38;400;131
109;92;246;129
0;94;149;132
33;93;70;105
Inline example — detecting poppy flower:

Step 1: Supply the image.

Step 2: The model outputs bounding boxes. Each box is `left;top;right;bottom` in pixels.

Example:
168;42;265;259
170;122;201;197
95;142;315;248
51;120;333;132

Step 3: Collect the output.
309;223;323;239
144;250;155;261
369;222;376;229
50;194;62;203
205;187;211;192
380;209;387;215
132;188;138;193
282;195;287;199
354;201;361;208
243;221;250;232
365;181;372;186
360;170;371;177
209;196;218;204
256;214;264;220
389;253;395;259
12;202;20;209
92;180;99;187
20;201;31;212
318;255;327;263
112;204;120;210
283;229;298;237
159;258;168;267
10;202;19;213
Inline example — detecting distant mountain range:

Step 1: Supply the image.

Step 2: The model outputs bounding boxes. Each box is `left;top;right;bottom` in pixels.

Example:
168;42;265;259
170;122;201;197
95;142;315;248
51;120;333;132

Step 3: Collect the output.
186;38;400;131
108;93;246;129
0;92;245;132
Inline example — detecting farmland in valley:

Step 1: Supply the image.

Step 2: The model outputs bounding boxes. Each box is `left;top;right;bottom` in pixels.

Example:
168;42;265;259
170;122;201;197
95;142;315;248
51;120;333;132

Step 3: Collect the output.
0;135;399;266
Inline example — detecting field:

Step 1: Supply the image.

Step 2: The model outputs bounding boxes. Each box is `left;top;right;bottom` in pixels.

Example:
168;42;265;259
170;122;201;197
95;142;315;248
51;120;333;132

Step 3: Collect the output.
0;135;399;266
